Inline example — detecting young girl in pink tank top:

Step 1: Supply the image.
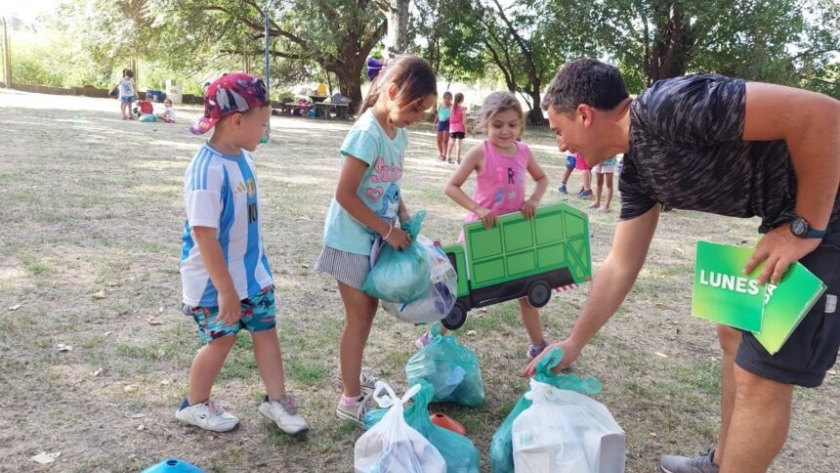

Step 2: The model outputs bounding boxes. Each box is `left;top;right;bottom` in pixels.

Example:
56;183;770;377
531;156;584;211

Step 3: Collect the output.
416;91;552;360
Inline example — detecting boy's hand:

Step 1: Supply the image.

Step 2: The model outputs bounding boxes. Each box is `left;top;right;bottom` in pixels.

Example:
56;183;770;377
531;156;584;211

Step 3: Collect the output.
521;198;538;219
475;207;497;229
217;290;242;326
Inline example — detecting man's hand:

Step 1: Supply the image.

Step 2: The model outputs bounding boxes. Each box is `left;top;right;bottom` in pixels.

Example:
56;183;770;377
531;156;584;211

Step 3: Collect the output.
744;224;821;284
523;339;582;377
217;290;242;326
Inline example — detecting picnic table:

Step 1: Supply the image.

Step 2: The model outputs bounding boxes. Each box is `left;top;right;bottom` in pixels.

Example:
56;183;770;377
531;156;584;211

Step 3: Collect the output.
313;102;351;120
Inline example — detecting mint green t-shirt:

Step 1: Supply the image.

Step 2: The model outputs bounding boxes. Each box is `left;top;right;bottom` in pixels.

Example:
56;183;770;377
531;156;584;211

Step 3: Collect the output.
323;109;408;255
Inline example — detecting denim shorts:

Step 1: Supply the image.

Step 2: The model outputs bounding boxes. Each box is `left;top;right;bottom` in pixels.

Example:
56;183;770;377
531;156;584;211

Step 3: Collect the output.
182;287;276;343
736;227;840;387
120;96;135;103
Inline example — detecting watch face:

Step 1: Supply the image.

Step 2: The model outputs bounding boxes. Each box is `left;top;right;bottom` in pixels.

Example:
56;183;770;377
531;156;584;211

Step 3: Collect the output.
791;218;807;236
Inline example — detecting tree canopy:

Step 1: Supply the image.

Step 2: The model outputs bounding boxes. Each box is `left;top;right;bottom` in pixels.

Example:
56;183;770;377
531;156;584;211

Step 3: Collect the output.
10;0;839;109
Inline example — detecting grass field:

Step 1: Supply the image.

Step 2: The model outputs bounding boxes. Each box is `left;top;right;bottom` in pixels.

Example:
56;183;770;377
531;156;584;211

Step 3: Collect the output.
0;87;838;473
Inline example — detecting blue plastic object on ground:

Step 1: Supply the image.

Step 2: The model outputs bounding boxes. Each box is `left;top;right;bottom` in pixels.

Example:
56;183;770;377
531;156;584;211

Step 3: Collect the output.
140;459;204;473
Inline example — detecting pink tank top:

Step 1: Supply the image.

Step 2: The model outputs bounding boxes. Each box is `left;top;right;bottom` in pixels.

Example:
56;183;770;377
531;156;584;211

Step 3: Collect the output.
449;105;466;133
464;140;531;224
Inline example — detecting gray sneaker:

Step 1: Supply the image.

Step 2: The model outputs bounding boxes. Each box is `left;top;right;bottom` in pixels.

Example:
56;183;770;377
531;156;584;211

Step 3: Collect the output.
335;366;379;396
661;448;719;473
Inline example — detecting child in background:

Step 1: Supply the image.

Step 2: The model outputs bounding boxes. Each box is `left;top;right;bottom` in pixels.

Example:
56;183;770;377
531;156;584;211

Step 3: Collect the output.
133;95;154;118
156;98;177;123
116;69;136;120
419;91;551;359
434;91;452;161
575;152;593;199
446;92;467;164
177;73;309;435
557;153;576;194
314;55;437;426
589;156;617;212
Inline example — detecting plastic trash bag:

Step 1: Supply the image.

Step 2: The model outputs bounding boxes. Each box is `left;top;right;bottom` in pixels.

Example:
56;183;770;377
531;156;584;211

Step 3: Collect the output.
490;348;603;473
354;382;446;473
406;327;484;406
365;381;480;473
381;235;457;323
512;379;625;473
362;212;431;304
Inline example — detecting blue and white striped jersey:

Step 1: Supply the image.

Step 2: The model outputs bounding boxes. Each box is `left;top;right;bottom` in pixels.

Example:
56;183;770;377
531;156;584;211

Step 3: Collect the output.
180;143;273;307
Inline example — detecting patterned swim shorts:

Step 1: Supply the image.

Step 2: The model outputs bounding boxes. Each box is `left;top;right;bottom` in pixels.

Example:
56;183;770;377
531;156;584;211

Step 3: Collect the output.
182;287;276;343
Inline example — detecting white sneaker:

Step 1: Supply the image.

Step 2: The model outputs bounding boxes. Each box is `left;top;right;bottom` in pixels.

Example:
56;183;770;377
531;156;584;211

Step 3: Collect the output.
258;395;309;435
175;399;239;432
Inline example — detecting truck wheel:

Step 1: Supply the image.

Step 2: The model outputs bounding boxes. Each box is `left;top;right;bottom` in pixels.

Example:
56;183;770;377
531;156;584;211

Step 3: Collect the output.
441;303;467;330
527;281;551;308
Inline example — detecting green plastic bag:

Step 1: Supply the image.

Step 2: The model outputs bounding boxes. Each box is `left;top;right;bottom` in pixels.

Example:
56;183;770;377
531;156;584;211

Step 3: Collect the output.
405;326;485;407
489;348;602;473
361;211;431;304
365;381;480;473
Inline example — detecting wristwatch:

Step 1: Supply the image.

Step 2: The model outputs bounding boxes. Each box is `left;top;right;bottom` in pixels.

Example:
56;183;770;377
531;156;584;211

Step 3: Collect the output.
789;216;828;239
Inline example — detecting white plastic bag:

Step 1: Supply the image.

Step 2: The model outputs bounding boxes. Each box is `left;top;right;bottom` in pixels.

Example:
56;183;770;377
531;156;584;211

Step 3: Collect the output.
512;379;625;473
381;235;457;324
354;382;447;473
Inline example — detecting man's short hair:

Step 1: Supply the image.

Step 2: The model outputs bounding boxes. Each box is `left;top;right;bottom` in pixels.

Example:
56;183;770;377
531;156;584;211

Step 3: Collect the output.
541;59;629;115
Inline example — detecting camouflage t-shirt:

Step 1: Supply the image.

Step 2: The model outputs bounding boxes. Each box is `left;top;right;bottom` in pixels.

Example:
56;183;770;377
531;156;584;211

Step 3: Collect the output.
619;74;840;233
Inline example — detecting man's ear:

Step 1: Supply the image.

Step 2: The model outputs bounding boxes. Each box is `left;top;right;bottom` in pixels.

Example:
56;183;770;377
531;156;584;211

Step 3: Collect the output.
577;104;594;128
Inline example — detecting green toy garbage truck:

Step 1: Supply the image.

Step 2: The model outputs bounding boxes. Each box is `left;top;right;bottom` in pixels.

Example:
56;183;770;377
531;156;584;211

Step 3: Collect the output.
439;203;592;330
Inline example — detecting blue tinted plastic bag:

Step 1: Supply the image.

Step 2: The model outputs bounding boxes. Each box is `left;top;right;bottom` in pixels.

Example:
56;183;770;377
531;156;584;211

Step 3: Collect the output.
490;348;602;473
365;381;480;473
381;235;457;323
362;212;431;304
406;327;484;406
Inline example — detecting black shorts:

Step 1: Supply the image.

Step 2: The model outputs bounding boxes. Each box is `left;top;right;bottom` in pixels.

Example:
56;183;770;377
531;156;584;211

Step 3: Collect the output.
451;131;466;140
736;224;840;387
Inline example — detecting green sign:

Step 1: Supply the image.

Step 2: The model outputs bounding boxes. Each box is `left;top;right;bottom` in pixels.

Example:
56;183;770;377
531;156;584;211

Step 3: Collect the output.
754;262;826;354
692;241;765;332
692;241;826;354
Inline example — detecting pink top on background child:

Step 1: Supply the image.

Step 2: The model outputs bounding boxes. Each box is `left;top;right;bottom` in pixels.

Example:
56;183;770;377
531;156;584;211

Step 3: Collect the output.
574;153;591;171
449;105;466;133
462;139;530;232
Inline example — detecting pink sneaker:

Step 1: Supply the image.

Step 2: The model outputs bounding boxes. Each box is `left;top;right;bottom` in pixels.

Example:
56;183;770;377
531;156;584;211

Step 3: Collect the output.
414;332;432;350
526;342;549;360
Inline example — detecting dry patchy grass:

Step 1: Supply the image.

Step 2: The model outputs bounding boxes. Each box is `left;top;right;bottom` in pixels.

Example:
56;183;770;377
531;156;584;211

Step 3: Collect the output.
0;88;838;473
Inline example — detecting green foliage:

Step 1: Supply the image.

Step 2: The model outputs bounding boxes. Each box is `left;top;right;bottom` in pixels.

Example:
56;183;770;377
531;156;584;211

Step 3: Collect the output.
7;0;837;102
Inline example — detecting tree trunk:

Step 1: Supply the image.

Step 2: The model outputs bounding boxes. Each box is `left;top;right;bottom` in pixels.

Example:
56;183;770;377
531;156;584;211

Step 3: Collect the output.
644;2;694;85
527;89;544;125
384;0;410;55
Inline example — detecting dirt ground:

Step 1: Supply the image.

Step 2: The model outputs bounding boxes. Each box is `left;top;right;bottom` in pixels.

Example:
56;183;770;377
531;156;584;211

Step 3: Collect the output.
0;88;838;473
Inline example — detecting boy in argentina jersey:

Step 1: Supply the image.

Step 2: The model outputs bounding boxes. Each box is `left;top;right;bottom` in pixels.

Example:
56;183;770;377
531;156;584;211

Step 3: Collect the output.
529;59;840;473
177;73;309;436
